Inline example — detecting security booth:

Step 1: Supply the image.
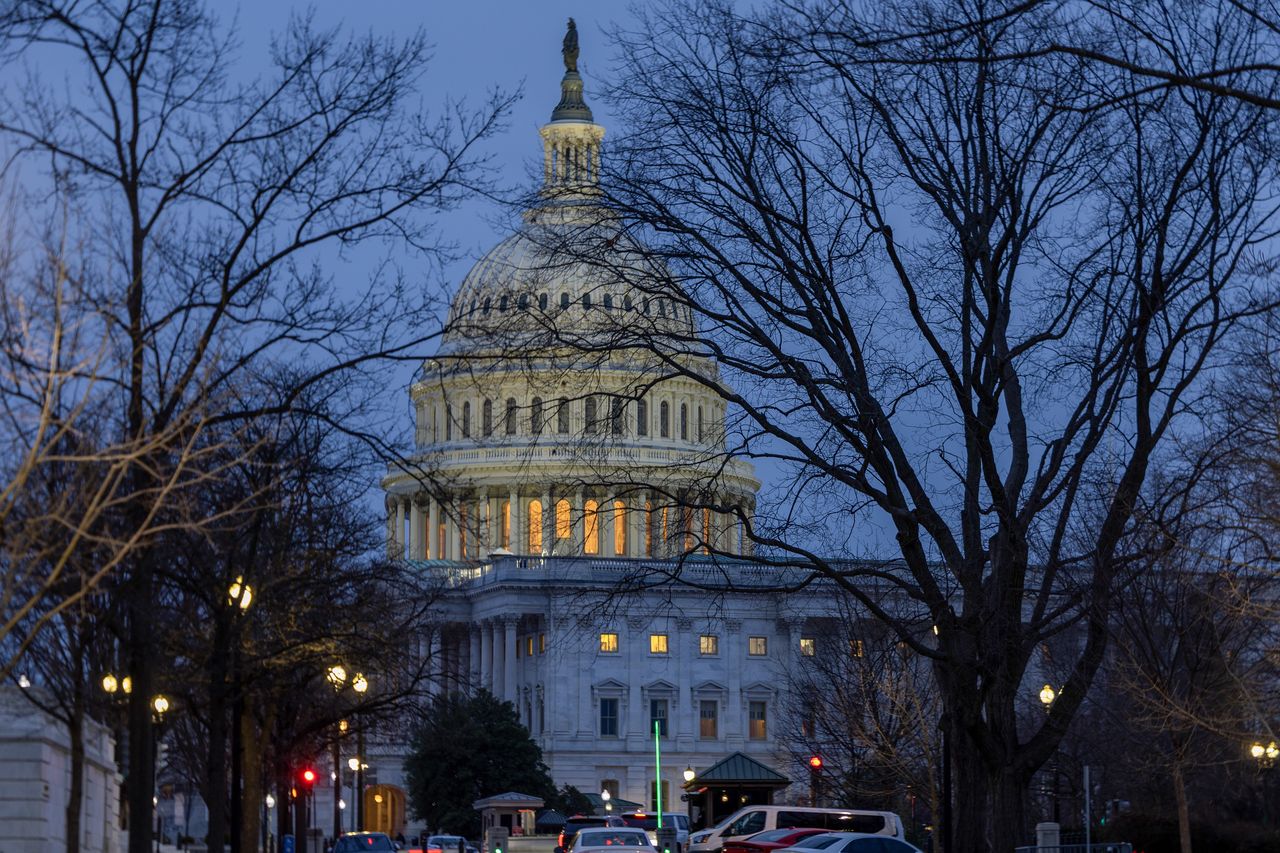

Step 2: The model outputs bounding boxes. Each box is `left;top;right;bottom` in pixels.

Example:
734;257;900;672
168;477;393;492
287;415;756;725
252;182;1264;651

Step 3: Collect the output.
474;792;545;841
682;752;790;830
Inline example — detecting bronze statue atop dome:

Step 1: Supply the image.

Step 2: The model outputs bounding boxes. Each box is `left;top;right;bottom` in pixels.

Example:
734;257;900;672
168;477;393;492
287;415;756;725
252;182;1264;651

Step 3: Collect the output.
563;18;579;73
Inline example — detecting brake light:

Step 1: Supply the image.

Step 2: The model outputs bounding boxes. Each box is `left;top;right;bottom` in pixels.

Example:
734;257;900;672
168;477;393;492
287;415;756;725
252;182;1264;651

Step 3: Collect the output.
559;834;566;848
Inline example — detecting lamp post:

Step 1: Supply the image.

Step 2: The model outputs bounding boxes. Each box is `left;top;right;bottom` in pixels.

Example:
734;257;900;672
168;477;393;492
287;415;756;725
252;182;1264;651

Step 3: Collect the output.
353;672;369;830
152;695;170;853
265;794;276;853
601;788;612;813
348;758;361;832
228;576;253;853
682;767;695;824
1039;684;1059;823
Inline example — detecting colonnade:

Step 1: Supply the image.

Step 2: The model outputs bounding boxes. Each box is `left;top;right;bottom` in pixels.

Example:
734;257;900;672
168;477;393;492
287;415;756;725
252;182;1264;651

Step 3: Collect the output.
385;488;754;561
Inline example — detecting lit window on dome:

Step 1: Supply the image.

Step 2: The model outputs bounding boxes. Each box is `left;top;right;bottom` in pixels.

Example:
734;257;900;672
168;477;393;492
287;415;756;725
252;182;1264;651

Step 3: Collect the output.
584;500;600;554
613;500;626;555
529;500;543;552
555;499;571;539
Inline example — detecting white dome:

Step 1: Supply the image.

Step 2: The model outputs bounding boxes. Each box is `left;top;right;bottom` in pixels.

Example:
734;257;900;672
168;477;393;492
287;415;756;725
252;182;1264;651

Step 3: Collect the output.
441;206;697;353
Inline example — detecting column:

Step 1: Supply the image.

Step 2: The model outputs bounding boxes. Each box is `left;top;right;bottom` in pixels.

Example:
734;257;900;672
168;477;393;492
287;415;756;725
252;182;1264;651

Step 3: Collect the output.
393;496;406;559
427;629;443;696
503;618;518;700
676;618;693;749
627;619;645;750
601;493;615;558
427;497;439;560
448;502;461;560
480;622;493;695
469;626;482;691
492;621;507;699
541;488;552;556
724;619;744;748
633;490;648;558
385;495;398;559
480;488;491;555
409;497;422;560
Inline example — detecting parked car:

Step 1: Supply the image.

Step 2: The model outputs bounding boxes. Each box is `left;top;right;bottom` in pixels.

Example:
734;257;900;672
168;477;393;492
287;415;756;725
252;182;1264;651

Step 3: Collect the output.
336;833;399;852
425;835;467;853
569;828;657;853
559;815;626;852
688;807;906;853
774;834;921;853
722;828;831;853
612;811;691;851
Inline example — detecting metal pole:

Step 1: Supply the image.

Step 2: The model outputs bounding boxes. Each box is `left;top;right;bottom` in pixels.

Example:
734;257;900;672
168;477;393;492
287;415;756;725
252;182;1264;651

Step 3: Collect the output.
1084;765;1092;850
357;722;365;831
941;720;952;853
334;734;343;840
654;721;663;826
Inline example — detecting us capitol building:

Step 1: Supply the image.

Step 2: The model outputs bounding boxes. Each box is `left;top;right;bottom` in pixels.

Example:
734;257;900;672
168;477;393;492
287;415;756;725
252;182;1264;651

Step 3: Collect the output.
364;22;846;840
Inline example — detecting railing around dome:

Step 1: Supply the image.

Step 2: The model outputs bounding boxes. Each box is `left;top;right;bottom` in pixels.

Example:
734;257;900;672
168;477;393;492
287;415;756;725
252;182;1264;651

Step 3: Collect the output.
404;441;756;475
422;554;814;590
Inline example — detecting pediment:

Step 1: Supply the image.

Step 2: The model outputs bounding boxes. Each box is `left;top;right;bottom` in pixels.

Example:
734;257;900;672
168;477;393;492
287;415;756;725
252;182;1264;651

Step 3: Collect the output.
642;678;678;695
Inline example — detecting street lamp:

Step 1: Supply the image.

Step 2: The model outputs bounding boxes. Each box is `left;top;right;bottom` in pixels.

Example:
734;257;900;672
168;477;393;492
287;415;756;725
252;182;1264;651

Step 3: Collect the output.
601;789;612;812
1038;685;1059;822
683;766;695;783
151;696;170;853
228;576;253;610
1251;740;1279;769
351;672;370;831
328;665;348;688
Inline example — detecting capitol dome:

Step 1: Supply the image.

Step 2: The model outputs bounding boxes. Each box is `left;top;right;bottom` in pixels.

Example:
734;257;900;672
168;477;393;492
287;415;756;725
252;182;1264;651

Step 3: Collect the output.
383;21;758;564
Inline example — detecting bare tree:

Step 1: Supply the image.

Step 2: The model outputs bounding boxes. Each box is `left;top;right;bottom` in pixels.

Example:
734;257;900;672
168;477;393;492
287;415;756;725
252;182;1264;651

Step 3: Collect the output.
0;1;511;849
487;1;1280;850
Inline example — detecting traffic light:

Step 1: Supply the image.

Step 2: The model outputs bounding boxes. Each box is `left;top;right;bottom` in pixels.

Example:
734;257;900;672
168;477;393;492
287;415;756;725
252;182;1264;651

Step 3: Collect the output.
300;767;317;791
808;756;823;770
808;756;823;806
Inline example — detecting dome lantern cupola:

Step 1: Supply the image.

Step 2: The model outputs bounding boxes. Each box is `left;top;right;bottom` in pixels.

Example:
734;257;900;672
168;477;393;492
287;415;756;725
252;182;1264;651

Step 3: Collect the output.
540;18;604;194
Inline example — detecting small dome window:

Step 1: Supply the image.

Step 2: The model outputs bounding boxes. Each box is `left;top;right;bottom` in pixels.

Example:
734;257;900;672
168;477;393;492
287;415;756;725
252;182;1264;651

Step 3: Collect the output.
518;293;530;310
539;293;549;311
560;292;570;309
643;299;650;315
603;294;613;310
499;295;509;311
623;295;633;311
658;300;667;318
583;292;593;310
482;297;492;314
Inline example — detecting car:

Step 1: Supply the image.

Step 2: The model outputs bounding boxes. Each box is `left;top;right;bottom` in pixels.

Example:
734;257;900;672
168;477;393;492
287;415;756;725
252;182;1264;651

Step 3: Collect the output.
722;828;832;853
336;833;400;852
688;807;906;853
569;828;657;853
426;835;468;853
774;834;922;853
612;811;690;851
559;815;626;852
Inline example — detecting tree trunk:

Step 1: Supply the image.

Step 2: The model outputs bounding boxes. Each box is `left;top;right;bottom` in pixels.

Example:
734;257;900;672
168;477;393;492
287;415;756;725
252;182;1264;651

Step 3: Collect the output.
206;614;231;853
1172;762;1193;853
239;705;263;853
67;654;86;853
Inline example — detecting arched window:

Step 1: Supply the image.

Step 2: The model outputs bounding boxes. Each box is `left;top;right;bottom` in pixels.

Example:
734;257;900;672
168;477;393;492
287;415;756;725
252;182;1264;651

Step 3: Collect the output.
623;295;632;311
660;401;670;438
499;295;509;311
584;397;598;434
518;293;530;310
683;505;694;552
557;398;570;434
658;300;666;318
560;292;570;309
445;403;453;441
584;500;600;554
462;401;471;438
611;397;625;436
539;293;548;311
680;403;689;440
645;500;653;556
528;500;543;552
555;499;572;540
661;505;670;547
531;396;544;434
583;292;592;310
482;399;493;437
637;398;648;436
643;298;650;315
697;406;704;441
482;296;492;314
702;507;712;555
505;397;518;435
502;500;511;549
460;504;469;559
613;500;626;556
603;294;613;310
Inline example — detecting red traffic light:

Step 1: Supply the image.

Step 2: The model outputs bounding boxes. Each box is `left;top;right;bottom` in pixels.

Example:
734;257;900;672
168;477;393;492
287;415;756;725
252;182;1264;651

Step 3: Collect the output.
808;756;823;770
301;768;317;785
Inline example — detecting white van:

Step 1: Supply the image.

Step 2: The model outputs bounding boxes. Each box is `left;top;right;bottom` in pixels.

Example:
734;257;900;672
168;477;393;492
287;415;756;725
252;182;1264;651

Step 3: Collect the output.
687;806;905;853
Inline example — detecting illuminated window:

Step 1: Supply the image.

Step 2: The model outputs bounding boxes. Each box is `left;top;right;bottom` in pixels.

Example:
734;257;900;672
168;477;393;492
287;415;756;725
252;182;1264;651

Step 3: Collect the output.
800;637;815;657
661;506;670;546
526;636;534;657
699;635;719;655
539;633;546;654
556;499;572;539
613;500;627;555
645;501;653;556
748;636;767;656
584;500;600;554
501;500;511;549
748;701;767;740
650;634;669;654
460;504;469;558
683;505;694;552
437;521;446;558
702;507;712;554
528;500;543;552
600;632;619;653
699;700;718;738
850;639;865;658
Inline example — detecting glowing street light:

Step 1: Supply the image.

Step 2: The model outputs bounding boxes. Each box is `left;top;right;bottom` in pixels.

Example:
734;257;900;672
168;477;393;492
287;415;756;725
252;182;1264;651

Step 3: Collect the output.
327;665;348;688
228;576;253;610
683;766;695;783
352;673;368;694
102;674;119;694
1039;684;1056;708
